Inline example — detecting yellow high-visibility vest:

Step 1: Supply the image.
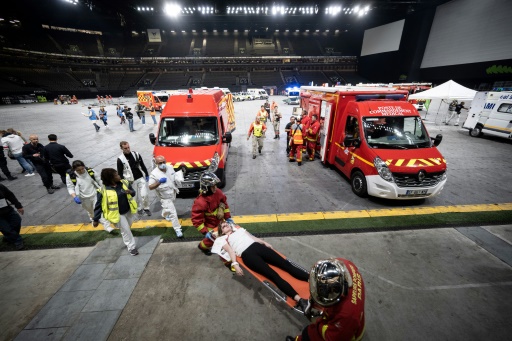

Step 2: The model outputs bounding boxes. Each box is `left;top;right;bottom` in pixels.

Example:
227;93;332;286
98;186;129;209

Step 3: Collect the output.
100;179;137;223
253;123;264;137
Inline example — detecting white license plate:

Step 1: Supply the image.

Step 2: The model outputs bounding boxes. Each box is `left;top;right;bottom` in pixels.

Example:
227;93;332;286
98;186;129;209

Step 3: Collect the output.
179;183;195;189
406;189;428;195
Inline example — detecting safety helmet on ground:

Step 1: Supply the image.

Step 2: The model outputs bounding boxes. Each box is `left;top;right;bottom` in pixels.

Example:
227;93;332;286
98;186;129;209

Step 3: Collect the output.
309;259;348;307
199;171;220;192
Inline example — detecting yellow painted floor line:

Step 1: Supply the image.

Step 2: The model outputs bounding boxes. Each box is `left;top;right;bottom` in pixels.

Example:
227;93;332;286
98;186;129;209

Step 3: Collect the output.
19;203;512;235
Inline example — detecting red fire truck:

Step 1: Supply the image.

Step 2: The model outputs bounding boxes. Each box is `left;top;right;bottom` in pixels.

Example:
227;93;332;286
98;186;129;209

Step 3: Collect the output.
149;89;235;190
300;85;446;199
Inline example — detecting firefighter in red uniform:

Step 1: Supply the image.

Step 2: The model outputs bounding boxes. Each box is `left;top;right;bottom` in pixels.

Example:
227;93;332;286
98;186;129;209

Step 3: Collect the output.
305;114;320;161
300;110;311;153
191;171;232;255
287;258;365;341
288;119;304;166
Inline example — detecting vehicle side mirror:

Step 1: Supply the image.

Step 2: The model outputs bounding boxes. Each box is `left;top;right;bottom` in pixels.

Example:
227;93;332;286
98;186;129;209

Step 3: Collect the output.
431;134;443;147
344;134;361;148
149;133;156;145
223;132;232;143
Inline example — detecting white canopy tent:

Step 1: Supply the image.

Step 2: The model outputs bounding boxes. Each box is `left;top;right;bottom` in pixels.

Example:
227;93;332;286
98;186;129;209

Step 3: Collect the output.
409;80;477;120
409;80;477;100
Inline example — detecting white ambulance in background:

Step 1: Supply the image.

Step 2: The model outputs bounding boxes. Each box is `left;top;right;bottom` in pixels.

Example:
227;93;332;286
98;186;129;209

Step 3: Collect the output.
247;88;269;100
463;91;512;139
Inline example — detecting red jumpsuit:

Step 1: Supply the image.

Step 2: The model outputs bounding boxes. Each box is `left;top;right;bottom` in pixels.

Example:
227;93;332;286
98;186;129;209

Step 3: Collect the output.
191;188;231;251
289;123;303;163
297;258;365;341
305;120;321;161
301;115;311;152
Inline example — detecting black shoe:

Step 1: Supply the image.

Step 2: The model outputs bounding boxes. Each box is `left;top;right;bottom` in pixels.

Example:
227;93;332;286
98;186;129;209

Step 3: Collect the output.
296;298;311;315
0;177;5;181
50;185;60;189
7;176;17;180
258;148;262;154
198;245;212;256
129;248;139;256
143;209;151;216
252;155;256;159
286;337;296;341
15;241;24;251
298;161;302;166
47;188;55;194
138;210;144;216
289;159;295;162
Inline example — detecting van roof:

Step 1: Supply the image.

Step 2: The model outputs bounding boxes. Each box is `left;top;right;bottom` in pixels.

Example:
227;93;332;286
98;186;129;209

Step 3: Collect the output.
161;90;225;117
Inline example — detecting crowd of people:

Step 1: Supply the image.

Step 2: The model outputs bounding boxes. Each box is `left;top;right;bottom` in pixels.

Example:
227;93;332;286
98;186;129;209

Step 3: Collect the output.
248;100;322;167
1;96;367;341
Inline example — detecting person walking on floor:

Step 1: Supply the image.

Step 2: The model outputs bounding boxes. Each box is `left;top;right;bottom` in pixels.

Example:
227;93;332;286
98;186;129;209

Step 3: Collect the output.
135;103;146;126
1;130;35;177
149;102;158;125
0;184;25;250
22;134;60;194
117;141;151;216
247;116;267;159
67;160;114;233
98;106;109;129
123;106;135;132
93;168;139;256
116;104;126;124
82;106;101;132
0;148;17;181
271;105;282;139
148;155;183;238
43;134;73;185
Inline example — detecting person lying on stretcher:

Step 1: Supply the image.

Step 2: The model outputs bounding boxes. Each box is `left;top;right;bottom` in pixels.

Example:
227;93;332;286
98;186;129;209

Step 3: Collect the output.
213;221;311;314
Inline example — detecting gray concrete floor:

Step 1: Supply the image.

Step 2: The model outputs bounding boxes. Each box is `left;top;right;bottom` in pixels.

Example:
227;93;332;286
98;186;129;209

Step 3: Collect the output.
1;96;512;340
1;96;511;226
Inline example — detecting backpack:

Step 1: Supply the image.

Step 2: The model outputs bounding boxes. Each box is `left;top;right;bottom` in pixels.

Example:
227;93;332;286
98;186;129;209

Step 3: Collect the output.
68;168;96;185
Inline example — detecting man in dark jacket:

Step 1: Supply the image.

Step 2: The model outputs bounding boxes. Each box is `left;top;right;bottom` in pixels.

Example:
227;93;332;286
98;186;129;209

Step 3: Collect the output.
23;134;60;194
0;148;17;181
0;184;24;250
43;134;74;185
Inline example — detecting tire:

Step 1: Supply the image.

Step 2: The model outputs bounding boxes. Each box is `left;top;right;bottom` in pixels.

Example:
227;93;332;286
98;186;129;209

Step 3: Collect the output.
351;171;368;198
216;167;226;188
469;125;483;137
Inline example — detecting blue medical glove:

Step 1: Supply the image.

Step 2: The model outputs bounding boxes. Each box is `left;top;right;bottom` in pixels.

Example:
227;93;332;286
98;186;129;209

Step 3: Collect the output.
145;176;149;182
226;218;235;224
74;197;82;204
205;231;213;240
159;177;167;183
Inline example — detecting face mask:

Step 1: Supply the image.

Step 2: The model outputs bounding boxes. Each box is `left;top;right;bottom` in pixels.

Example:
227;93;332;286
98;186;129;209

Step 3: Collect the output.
158;164;166;170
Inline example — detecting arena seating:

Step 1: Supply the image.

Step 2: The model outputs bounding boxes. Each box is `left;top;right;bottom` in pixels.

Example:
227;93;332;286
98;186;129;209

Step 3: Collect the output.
203;72;239;87
296;71;331;86
154;72;191;89
205;36;235;57
250;71;284;87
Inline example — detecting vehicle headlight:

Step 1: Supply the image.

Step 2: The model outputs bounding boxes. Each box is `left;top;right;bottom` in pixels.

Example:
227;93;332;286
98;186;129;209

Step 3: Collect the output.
441;171;447;181
374;157;394;182
208;152;220;172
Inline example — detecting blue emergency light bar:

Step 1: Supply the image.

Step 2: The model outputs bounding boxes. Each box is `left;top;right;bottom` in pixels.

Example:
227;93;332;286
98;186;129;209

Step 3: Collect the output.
355;94;405;101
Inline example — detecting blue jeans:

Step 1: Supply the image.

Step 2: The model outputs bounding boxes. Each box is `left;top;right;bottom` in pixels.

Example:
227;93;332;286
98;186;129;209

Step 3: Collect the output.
0;206;23;245
13;153;34;174
141;115;145;124
150;115;157;124
128;119;134;131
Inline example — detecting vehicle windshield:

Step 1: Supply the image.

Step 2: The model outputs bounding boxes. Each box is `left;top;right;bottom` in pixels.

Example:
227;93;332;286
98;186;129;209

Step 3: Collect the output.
363;116;431;149
158;117;218;146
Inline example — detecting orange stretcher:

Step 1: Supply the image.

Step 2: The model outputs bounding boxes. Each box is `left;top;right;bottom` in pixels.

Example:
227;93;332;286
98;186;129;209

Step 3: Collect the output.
236;251;311;315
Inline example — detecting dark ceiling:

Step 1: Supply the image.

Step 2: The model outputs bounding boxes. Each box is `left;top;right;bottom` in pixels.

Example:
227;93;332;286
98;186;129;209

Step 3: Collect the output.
2;0;451;33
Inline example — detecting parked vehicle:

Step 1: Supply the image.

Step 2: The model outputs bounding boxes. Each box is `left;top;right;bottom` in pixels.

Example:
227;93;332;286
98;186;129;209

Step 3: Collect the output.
300;85;446;200
137;91;167;111
232;92;246;101
247;88;269;100
149;89;235;190
284;87;300;105
463;91;512;139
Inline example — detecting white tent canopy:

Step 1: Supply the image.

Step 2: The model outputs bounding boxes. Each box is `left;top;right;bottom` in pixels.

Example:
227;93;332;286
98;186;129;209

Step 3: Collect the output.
409;80;477;100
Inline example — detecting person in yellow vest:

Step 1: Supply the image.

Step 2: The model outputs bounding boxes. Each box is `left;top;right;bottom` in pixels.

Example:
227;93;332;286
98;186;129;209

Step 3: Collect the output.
247;116;267;159
257;105;268;123
93;168;139;256
149;102;158;125
289;119;304;166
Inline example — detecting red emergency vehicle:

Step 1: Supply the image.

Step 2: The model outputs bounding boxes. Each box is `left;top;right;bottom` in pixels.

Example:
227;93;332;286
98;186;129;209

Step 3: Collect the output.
149;89;235;190
300;85;446;199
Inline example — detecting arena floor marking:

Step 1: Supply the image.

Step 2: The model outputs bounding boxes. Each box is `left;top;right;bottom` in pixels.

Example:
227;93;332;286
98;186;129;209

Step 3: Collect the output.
18;203;512;235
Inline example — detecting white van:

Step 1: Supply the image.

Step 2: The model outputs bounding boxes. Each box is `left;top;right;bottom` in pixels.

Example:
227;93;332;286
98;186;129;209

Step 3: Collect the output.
247;88;269;100
463;91;512;139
